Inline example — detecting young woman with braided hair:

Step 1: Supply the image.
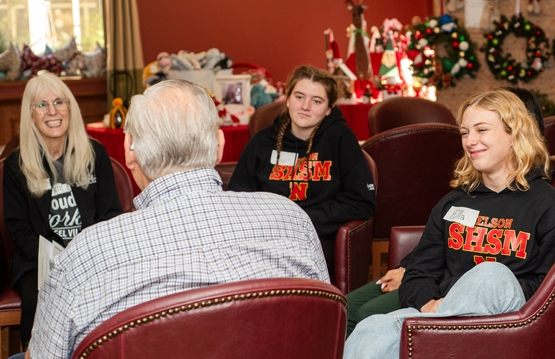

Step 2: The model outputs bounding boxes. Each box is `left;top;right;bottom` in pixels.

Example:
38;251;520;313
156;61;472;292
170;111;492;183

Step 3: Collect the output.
228;64;376;275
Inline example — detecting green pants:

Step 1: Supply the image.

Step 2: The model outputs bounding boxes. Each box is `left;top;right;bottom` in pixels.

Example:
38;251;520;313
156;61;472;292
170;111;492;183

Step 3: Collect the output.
346;282;400;337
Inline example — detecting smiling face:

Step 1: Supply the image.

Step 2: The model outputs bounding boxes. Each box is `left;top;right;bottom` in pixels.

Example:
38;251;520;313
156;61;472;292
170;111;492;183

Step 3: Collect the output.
460;105;514;190
286;79;331;140
31;91;70;148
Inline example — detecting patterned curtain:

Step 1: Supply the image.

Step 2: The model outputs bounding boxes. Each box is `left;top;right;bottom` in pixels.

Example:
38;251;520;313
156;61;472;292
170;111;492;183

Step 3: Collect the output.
104;0;144;111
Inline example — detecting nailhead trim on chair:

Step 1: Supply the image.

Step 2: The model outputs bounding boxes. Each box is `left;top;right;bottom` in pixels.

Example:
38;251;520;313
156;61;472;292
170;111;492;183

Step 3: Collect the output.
77;287;347;358
404;292;555;357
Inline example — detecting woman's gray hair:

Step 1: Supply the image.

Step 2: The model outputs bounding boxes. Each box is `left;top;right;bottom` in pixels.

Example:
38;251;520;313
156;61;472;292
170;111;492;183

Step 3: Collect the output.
124;80;220;180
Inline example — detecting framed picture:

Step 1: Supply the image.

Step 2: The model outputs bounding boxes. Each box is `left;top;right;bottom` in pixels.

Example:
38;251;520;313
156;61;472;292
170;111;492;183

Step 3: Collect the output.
214;75;251;124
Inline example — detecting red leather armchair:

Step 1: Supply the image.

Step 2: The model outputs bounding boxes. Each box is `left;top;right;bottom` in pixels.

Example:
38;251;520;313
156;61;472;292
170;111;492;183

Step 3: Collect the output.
400;264;555;359
368;97;456;135
387;225;423;270
71;278;347;359
109;157;135;213
362;123;463;279
388;226;555;359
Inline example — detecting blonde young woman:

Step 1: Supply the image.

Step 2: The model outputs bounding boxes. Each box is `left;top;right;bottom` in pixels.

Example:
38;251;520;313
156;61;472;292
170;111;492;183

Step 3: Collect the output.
345;88;555;359
3;72;122;350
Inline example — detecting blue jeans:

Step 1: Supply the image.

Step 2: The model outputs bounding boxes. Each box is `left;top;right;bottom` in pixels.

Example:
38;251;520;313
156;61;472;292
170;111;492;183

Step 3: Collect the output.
344;262;526;359
8;353;25;359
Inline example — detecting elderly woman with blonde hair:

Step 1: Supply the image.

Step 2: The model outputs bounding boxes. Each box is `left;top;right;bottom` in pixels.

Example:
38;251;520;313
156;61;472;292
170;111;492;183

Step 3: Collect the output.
3;72;122;350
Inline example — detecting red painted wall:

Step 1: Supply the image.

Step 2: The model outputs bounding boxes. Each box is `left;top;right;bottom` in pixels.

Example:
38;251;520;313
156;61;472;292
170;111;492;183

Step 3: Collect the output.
136;0;433;82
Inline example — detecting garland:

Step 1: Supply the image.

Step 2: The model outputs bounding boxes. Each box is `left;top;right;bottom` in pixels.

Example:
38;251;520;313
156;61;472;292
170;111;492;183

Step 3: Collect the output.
408;14;480;89
483;14;550;84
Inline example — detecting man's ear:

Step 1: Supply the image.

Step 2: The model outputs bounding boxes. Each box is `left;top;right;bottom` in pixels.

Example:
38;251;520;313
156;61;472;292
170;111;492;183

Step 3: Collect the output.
215;129;225;165
124;133;138;171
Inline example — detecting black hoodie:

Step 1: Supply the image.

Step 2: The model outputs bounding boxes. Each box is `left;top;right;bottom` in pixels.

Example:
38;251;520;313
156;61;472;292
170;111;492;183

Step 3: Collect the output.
228;106;376;240
399;171;555;310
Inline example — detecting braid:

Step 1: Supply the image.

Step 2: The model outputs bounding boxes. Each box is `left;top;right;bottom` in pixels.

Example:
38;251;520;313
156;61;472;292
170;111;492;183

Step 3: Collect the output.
305;122;322;158
275;112;291;166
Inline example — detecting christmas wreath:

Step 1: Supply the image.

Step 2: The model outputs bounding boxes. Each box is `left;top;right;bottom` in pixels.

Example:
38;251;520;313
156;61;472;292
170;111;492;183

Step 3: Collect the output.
407;14;480;89
483;14;550;84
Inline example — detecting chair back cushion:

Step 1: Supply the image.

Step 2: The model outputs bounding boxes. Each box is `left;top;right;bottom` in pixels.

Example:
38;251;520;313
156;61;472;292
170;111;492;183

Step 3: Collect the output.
388;226;424;269
368;97;455;135
109;157;135;213
362;124;463;241
71;278;347;359
0;134;20;161
248;101;284;137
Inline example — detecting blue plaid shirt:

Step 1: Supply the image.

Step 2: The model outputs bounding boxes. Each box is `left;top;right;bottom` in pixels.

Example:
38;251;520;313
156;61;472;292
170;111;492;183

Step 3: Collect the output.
30;168;329;358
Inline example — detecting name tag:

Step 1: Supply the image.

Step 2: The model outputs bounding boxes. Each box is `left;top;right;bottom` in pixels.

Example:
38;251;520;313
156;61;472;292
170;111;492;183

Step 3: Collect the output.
443;206;479;228
270;150;298;166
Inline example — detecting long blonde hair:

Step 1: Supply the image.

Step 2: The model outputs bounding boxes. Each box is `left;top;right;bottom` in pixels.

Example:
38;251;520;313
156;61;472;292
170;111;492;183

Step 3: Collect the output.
450;89;550;193
19;72;94;197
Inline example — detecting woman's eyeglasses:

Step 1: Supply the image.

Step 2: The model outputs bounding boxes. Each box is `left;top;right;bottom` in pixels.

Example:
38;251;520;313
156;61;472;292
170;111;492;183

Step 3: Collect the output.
31;98;70;115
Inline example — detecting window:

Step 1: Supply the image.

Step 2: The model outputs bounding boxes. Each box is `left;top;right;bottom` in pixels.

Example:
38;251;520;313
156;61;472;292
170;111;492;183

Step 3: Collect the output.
0;0;104;54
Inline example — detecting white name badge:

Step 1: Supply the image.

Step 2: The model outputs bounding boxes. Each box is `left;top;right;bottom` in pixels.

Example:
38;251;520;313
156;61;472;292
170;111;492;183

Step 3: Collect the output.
443;206;480;228
270;150;298;166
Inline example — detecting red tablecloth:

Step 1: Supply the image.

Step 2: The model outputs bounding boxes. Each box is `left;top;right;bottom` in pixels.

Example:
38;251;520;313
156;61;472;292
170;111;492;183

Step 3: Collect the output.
338;103;374;141
86;123;250;196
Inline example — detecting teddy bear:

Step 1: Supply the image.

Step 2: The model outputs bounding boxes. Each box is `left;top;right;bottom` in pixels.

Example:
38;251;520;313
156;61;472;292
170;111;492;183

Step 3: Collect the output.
142;52;171;88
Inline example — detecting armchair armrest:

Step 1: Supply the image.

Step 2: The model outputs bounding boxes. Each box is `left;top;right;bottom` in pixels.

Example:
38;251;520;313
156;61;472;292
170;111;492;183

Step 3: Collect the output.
399;263;555;359
334;218;373;294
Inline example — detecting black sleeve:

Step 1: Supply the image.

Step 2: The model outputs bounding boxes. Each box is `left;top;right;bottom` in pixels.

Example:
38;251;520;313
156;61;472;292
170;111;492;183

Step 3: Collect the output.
3;154;41;262
399;251;412;268
399;204;447;310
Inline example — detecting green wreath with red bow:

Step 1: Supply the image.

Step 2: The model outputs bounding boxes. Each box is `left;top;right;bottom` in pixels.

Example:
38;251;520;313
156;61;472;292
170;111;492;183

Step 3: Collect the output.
407;14;481;89
483;14;550;84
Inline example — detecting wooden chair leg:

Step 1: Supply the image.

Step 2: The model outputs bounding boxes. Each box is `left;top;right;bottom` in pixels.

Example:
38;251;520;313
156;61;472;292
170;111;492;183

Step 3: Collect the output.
8;326;20;357
372;241;389;280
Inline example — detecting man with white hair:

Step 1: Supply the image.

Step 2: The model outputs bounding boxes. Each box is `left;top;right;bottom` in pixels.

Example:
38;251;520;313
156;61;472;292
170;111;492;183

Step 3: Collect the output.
25;80;329;359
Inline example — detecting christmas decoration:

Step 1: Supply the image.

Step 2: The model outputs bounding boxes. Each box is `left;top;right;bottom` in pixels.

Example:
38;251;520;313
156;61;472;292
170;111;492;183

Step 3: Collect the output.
109;98;127;129
531;89;555;118
407;14;480;89
483;14;550;84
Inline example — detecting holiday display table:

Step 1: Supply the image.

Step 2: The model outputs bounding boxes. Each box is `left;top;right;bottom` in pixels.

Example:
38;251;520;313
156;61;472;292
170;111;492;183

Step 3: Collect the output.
338;103;374;141
86;123;250;196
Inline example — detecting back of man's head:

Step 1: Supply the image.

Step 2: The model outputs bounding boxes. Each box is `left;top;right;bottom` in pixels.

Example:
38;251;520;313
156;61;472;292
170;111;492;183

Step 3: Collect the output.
125;80;220;180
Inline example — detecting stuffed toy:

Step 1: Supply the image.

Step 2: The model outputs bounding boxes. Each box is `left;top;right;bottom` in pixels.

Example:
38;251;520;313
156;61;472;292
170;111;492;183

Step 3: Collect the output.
65;43;106;78
54;38;78;63
0;42;22;81
19;44;63;79
202;48;226;70
172;50;201;70
142;52;171;88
